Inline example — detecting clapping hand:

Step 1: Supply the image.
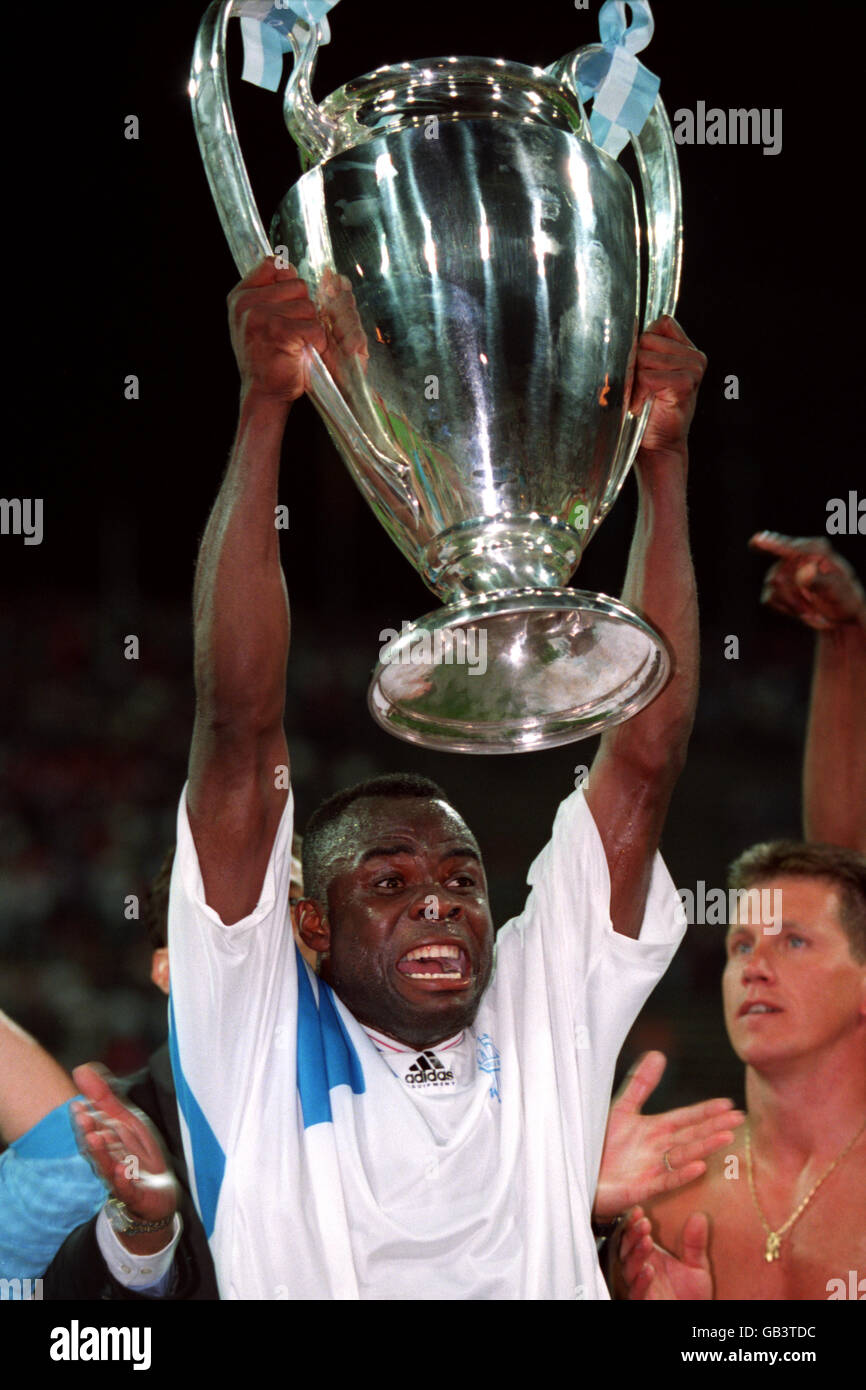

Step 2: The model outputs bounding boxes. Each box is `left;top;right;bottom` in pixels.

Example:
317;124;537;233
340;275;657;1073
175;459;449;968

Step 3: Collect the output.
72;1063;179;1243
594;1051;744;1222
618;1205;713;1301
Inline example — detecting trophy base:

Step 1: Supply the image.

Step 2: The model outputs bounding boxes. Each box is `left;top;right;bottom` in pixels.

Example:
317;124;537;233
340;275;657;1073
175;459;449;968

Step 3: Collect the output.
368;588;671;753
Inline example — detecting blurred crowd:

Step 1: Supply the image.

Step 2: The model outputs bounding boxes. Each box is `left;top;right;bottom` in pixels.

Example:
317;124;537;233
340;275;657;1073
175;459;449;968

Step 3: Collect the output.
0;583;814;1105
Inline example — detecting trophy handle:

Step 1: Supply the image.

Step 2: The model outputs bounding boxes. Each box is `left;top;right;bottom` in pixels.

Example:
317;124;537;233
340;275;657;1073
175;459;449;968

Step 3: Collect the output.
549;44;683;530
191;0;271;276
190;1;417;522
283;23;342;167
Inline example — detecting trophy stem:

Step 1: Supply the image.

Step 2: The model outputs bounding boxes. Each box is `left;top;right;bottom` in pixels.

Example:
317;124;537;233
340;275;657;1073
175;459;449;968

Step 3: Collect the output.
420;516;586;603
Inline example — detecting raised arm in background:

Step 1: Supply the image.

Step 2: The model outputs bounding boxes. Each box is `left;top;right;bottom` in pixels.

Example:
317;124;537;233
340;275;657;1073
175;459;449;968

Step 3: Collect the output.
585;317;707;937
750;532;866;852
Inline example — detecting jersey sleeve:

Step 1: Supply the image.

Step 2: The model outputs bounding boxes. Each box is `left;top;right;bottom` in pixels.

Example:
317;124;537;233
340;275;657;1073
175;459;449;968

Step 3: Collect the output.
0;1100;106;1280
166;783;298;1237
496;786;684;1004
490;785;685;1186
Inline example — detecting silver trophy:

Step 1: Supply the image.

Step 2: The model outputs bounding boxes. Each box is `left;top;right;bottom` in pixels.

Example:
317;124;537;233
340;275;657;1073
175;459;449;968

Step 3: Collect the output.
191;3;682;752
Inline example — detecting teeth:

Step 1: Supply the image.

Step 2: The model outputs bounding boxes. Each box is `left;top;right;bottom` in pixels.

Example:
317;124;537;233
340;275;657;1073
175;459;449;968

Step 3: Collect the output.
406;971;460;979
747;1004;773;1014
404;944;461;962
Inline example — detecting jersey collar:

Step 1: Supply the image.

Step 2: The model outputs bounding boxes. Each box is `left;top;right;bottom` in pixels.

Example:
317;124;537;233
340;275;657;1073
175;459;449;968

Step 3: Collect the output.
362;1024;465;1055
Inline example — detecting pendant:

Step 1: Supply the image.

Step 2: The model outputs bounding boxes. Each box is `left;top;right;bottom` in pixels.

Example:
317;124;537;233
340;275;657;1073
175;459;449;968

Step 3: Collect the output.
764;1231;781;1262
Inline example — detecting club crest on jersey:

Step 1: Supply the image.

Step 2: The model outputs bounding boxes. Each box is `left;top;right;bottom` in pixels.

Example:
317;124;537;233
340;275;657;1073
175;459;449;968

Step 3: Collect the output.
404;1050;455;1088
476;1033;501;1102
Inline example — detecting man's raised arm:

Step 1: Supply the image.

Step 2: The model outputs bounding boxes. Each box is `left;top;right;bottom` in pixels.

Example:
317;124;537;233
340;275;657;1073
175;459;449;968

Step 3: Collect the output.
749;532;866;852
585;317;706;938
187;258;327;924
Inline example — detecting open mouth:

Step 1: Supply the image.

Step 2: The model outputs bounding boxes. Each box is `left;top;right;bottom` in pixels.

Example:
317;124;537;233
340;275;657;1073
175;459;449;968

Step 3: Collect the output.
395;942;472;988
738;1002;782;1017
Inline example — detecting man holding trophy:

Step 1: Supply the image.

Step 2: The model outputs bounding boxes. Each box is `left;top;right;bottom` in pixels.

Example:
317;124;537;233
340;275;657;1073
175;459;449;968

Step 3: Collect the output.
68;255;708;1299
64;0;716;1300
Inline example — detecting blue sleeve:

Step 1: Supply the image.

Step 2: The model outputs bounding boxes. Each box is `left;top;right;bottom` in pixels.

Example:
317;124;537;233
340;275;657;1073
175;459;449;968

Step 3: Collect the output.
0;1100;106;1280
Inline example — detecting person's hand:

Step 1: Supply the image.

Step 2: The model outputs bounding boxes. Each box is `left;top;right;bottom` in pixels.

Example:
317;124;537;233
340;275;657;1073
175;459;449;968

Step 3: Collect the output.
317;268;369;382
593;1051;744;1221
71;1063;179;1226
750;532;866;631
228;257;329;403
631;316;707;461
618;1205;713;1301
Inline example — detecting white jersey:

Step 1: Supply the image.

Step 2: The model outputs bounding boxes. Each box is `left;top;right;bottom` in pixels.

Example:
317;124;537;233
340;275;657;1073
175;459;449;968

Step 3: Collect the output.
168;783;684;1300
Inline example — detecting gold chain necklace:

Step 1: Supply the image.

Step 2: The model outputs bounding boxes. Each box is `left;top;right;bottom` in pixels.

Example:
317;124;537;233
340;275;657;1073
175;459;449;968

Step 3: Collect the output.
745;1116;866;1263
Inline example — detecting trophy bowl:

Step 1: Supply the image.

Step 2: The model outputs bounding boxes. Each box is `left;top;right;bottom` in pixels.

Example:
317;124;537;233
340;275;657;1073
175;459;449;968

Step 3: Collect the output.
191;9;682;752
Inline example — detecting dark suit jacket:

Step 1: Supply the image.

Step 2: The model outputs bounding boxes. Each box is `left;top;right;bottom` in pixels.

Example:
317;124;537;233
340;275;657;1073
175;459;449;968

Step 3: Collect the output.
42;1042;218;1299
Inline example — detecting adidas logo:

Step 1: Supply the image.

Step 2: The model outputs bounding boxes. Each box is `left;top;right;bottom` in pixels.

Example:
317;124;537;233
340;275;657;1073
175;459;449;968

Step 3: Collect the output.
404;1050;455;1088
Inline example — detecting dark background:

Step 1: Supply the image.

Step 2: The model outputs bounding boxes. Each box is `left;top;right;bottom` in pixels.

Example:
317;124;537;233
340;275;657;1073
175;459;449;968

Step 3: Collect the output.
1;0;862;1110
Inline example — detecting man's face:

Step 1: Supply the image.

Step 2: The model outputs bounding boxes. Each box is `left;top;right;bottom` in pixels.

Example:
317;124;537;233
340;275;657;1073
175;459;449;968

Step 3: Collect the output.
309;796;494;1050
722;875;866;1071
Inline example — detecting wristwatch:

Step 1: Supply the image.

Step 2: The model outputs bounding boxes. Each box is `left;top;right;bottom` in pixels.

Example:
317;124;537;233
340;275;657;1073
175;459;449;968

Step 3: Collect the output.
106;1197;175;1235
591;1213;624;1248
